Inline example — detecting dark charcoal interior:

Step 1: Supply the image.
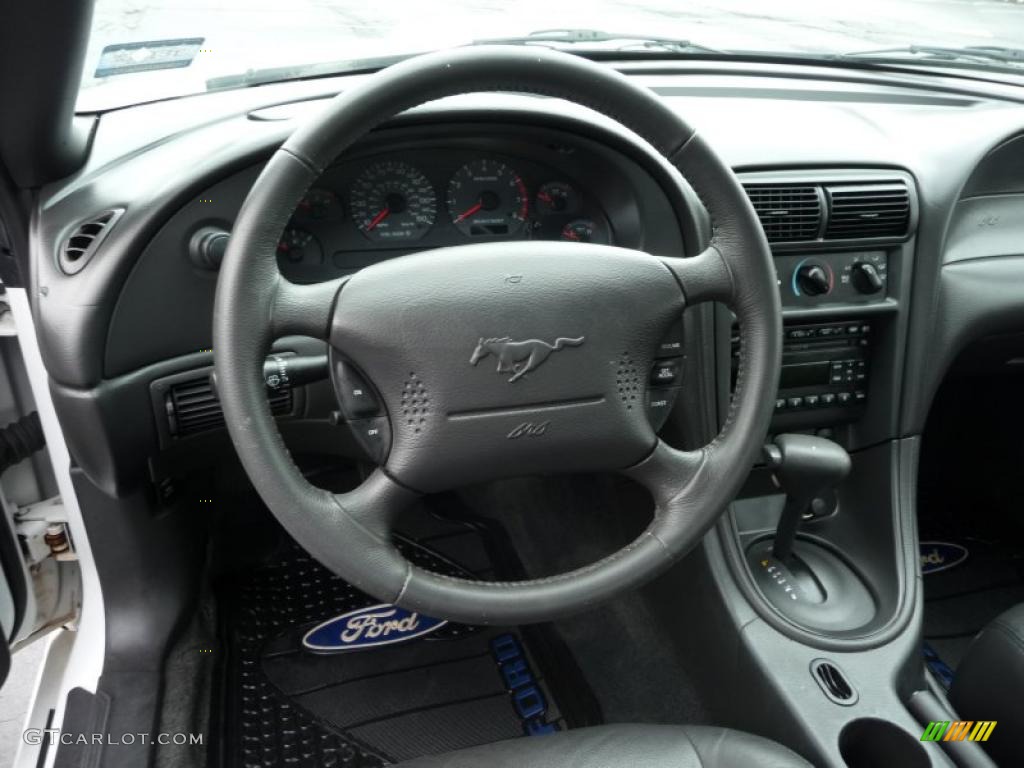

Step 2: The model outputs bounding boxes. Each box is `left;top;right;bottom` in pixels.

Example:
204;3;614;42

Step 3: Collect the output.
6;6;1024;767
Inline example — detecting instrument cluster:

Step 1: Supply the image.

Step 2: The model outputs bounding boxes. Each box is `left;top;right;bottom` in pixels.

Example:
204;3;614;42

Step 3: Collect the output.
276;147;613;280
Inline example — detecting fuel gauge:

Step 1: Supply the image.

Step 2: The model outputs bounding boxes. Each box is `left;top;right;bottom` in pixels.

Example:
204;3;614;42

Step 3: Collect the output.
560;218;607;244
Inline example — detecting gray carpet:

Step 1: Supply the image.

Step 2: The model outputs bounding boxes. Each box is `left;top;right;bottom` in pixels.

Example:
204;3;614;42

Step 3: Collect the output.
456;475;710;726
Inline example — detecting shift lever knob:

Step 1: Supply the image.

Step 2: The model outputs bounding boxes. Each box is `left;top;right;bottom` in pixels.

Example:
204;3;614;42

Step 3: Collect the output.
764;434;851;562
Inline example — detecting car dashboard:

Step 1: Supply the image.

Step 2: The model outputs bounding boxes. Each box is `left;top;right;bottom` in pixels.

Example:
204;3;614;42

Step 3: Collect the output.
27;63;1024;502
273;140;620;283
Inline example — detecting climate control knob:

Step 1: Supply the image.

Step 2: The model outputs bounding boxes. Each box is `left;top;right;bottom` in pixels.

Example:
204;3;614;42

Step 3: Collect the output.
796;263;831;297
850;261;884;295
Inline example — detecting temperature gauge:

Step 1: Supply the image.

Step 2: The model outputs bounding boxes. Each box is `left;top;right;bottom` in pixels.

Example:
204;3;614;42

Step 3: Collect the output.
535;182;577;216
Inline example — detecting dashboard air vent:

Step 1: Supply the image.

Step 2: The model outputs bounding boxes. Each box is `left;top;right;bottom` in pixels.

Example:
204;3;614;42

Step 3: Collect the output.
742;184;822;243
166;375;292;437
824;182;910;240
60;209;124;275
811;659;858;706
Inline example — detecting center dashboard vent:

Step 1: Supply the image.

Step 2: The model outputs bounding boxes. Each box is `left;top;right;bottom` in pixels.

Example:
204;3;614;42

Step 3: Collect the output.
742;184;822;243
165;374;292;437
742;177;912;245
824;182;911;239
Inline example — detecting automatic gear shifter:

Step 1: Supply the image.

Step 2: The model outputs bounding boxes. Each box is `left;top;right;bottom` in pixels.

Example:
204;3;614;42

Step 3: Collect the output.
746;434;875;632
764;434;851;562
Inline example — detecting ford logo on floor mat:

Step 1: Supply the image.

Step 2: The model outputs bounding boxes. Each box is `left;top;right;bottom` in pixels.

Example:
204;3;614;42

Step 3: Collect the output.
920;541;969;575
302;603;447;652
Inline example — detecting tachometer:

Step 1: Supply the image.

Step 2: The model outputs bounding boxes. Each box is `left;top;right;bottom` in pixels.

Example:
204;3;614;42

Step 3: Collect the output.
349;161;436;242
447;159;528;237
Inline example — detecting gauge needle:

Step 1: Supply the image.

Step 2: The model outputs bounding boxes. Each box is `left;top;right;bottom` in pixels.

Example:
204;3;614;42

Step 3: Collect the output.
454;201;483;224
366;207;390;231
537;192;553;204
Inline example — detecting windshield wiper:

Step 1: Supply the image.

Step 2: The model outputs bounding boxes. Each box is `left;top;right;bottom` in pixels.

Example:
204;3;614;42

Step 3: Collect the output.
471;28;724;55
841;44;1024;67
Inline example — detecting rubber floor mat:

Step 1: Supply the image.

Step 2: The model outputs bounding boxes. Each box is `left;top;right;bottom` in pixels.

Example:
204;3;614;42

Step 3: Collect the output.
217;513;599;767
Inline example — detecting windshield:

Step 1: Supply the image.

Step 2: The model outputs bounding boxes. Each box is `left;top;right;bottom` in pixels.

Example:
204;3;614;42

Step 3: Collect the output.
79;0;1024;111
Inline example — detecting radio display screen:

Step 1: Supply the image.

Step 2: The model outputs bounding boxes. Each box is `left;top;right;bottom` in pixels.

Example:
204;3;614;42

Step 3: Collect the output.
780;361;831;389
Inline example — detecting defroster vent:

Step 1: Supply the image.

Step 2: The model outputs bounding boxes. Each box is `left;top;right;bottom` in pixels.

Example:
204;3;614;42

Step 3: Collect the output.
166;375;292;437
742;184;823;243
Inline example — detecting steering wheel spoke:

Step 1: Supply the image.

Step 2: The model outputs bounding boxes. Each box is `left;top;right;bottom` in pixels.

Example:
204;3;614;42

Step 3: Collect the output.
662;246;735;308
622;440;706;514
272;276;347;340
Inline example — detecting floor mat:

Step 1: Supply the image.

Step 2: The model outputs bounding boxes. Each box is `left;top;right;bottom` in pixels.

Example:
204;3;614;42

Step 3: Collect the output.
217;513;600;767
922;537;1024;672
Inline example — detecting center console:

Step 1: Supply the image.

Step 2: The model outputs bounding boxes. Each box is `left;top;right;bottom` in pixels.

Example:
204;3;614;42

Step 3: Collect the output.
676;169;965;766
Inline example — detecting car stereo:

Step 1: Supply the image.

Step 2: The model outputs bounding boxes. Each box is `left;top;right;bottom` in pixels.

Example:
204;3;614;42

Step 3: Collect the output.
732;320;871;419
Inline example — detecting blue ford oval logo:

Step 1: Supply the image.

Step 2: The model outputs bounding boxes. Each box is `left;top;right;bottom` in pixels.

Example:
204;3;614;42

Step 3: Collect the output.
302;603;447;652
920;541;969;575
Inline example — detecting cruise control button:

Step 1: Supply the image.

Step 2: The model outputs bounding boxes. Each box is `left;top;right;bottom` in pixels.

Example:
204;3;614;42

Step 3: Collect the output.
349;417;390;463
650;359;682;386
646;388;678;430
334;361;380;418
657;319;684;358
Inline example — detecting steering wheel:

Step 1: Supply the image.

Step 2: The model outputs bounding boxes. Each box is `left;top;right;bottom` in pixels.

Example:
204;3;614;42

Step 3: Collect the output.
213;46;781;625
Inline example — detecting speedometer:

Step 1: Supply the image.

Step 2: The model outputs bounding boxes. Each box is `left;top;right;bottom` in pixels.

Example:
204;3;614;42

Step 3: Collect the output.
349;161;436;242
447;159;528;237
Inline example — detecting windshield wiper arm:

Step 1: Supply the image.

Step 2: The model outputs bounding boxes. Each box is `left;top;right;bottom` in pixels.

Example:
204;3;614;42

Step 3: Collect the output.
841;44;1024;66
471;28;724;55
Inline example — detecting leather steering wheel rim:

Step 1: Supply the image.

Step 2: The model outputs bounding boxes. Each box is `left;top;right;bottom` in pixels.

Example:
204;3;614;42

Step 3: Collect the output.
213;46;781;625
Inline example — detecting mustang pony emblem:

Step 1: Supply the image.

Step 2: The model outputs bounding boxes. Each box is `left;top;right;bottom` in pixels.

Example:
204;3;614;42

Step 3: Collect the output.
470;336;585;382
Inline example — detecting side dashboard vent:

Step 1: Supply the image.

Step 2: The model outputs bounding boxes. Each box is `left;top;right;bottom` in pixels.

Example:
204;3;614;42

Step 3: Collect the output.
60;209;124;275
166;375;292;437
824;182;910;240
742;184;822;243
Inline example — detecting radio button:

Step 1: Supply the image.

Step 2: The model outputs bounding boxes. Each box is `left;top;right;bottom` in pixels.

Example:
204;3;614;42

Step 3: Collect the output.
837;392;853;405
775;398;787;411
805;395;821;407
820;393;837;406
787;397;804;409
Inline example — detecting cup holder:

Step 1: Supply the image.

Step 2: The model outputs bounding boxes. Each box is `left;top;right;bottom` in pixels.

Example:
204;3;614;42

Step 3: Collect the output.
839;718;930;768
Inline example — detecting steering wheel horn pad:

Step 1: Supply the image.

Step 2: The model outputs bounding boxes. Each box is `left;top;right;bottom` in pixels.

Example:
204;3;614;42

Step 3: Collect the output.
331;242;684;493
213;46;781;624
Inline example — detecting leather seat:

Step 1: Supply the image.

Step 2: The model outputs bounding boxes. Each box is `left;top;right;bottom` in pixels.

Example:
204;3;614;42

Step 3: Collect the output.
950;602;1024;766
394;723;811;767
